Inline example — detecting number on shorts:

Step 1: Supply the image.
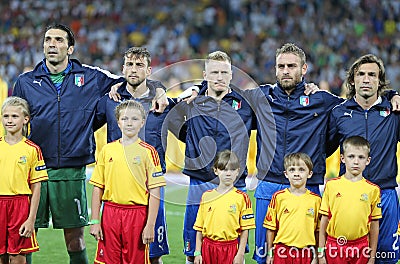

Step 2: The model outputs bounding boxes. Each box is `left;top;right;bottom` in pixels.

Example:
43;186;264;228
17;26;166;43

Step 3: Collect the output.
393;233;399;251
157;226;164;243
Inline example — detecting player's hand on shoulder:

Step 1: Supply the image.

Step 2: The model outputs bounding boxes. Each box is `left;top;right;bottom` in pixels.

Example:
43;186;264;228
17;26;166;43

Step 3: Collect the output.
304;82;320;95
177;86;199;104
152;88;169;113
390;94;400;111
108;82;123;102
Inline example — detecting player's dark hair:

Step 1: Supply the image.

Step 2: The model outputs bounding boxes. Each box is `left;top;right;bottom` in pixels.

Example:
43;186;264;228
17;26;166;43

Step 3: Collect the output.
45;24;75;47
276;43;306;66
1;96;30;137
213;150;240;171
345;54;390;99
342;136;370;156
124;47;151;67
284;152;313;172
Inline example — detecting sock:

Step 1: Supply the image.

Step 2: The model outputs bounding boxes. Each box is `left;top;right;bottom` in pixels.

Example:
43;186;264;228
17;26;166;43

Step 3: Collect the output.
68;248;88;264
185;261;194;264
26;253;32;264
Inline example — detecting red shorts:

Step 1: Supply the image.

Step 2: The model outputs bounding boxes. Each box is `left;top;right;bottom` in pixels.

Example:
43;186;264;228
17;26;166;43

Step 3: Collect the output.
94;202;149;264
201;237;238;264
273;244;313;264
0;195;39;255
326;235;369;264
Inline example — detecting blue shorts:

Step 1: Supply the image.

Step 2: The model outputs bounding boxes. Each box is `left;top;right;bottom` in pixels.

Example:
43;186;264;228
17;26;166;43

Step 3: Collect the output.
375;188;399;264
183;178;247;256
253;181;320;264
149;186;169;258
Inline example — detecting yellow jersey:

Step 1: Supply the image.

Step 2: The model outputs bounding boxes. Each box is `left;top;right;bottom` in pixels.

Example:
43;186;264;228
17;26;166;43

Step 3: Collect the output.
263;188;321;248
0;137;48;195
397;221;400;235
320;177;382;240
193;188;255;241
89;139;166;205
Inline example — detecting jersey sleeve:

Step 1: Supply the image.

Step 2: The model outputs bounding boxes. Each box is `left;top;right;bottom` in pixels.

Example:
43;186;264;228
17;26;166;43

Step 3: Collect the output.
29;145;48;184
193;194;206;232
93;66;124;96
263;193;278;230
164;101;189;142
12;78;24;98
326;108;341;157
239;192;255;230
145;145;166;189
93;94;108;131
89;147;106;188
319;183;331;216
370;187;382;220
314;196;322;231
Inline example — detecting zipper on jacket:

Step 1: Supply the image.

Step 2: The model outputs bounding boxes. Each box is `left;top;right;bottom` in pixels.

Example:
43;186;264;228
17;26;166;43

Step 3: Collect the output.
283;95;290;155
57;91;61;167
214;101;221;142
364;109;369;176
364;109;368;138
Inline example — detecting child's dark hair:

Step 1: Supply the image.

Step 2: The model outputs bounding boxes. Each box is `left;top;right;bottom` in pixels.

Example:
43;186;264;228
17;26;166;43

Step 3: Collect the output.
213;150;240;170
1;96;30;137
342;136;370;156
284;152;313;172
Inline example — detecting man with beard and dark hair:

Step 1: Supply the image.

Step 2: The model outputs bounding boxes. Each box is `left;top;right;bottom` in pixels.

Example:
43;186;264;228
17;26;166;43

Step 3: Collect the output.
328;54;400;264
247;44;400;264
241;43;344;263
13;24;125;264
94;47;175;264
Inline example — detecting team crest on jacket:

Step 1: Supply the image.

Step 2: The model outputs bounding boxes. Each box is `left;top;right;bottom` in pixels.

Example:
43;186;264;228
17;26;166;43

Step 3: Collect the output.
380;108;390;117
299;96;309;106
232;100;241;110
74;74;84;87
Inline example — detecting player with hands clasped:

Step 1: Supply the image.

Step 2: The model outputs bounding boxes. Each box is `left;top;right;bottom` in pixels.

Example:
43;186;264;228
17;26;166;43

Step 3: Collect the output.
264;153;320;264
318;136;381;264
0;97;48;264
193;150;255;264
89;100;166;264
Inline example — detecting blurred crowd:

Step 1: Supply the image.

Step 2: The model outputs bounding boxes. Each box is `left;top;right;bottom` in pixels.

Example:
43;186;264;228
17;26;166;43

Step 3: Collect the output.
1;0;400;97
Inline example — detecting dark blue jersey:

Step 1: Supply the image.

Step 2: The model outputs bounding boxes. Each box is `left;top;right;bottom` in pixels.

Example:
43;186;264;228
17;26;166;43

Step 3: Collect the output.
328;97;400;189
95;80;177;173
13;59;124;168
166;81;255;187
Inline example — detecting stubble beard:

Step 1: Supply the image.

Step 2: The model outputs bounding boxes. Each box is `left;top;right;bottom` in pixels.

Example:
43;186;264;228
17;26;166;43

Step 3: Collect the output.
279;74;302;92
127;78;145;89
